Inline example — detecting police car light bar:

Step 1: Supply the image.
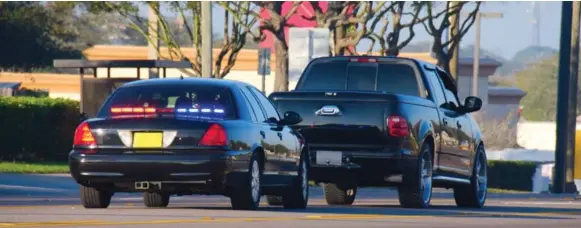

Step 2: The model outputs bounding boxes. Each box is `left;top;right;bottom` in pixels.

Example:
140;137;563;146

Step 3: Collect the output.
110;106;174;115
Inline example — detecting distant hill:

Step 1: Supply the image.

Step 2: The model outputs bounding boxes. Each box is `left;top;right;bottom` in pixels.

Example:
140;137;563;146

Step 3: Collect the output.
402;41;507;61
496;46;557;76
402;41;558;77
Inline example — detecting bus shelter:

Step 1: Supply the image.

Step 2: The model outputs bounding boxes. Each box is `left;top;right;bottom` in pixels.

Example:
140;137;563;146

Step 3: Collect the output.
53;59;192;118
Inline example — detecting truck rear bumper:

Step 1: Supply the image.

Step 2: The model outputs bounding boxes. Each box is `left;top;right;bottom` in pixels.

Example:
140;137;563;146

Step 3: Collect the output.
308;150;417;187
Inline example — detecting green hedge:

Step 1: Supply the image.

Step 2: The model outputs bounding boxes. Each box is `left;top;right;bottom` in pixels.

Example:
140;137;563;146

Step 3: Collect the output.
0;97;80;162
0;96;545;191
487;160;539;191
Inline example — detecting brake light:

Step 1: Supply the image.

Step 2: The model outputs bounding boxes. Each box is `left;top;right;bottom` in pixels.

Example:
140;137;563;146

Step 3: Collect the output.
350;58;377;63
74;122;96;147
387;116;409;137
198;124;228;146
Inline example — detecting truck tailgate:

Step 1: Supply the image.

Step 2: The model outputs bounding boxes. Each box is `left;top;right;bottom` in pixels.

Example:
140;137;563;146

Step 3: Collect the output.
270;91;396;150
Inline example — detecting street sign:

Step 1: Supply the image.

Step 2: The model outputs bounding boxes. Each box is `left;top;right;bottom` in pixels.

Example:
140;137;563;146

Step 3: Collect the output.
258;48;271;76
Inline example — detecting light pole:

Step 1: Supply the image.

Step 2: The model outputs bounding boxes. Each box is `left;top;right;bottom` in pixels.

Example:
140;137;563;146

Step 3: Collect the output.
201;1;213;78
148;3;160;79
554;1;574;194
471;12;503;97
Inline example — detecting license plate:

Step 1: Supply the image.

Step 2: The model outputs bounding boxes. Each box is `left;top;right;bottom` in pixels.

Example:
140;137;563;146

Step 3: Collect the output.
316;151;342;166
132;132;163;148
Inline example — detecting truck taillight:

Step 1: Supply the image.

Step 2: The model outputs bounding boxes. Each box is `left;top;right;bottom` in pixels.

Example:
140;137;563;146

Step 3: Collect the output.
198;123;228;146
387;116;409;137
73;122;97;147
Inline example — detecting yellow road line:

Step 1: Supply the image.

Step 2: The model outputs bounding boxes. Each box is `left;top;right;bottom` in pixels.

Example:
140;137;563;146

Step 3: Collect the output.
0;205;75;209
0;215;432;227
1;211;579;227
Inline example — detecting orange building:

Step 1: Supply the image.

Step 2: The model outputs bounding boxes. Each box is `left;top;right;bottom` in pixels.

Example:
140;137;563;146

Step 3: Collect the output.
0;45;438;100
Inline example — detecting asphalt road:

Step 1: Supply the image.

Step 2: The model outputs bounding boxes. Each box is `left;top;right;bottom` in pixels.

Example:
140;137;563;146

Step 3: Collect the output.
1;173;581;228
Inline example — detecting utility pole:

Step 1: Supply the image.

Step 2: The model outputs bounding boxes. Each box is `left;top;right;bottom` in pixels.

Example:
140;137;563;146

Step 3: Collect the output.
147;3;160;79
201;1;213;78
566;1;580;193
471;12;503;97
554;1;574;194
448;1;460;82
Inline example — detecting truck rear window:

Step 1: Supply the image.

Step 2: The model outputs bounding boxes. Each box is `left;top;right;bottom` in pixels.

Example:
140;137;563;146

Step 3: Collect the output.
297;61;421;96
98;84;237;119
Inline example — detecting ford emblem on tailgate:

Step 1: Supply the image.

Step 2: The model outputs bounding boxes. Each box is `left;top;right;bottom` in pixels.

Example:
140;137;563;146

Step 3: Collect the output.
316;105;341;116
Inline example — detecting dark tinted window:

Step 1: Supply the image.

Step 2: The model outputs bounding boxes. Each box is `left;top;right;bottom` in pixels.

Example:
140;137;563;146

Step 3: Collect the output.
377;64;420;96
435;69;460;109
237;88;257;122
239;87;264;121
425;70;447;106
298;60;420;96
248;86;280;121
99;85;237;119
300;62;348;90
346;64;377;90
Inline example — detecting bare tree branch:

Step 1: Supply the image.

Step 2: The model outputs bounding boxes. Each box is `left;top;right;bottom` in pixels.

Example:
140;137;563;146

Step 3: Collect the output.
419;1;482;72
443;2;481;49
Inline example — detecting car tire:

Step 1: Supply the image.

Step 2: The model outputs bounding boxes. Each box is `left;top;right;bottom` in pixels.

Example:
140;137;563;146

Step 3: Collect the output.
79;185;112;209
143;192;170;208
230;152;262;210
454;145;487;208
282;152;309;209
398;143;433;208
266;196;283;206
323;183;356;205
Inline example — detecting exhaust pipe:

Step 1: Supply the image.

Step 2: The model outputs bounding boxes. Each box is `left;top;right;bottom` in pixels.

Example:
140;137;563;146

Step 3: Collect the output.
134;181;161;190
135;182;150;190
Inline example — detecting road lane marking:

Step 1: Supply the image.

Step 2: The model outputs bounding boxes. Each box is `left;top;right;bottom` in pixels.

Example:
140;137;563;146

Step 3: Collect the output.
0;215;433;227
1;210;580;227
503;201;581;205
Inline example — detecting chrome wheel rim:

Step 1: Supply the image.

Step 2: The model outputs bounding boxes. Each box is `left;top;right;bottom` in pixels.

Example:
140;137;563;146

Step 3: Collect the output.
251;160;260;203
420;151;433;205
476;153;487;203
301;160;308;200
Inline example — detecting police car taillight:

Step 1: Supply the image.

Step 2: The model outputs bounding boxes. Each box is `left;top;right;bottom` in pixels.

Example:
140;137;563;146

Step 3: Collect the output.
73;122;96;147
198;123;228;146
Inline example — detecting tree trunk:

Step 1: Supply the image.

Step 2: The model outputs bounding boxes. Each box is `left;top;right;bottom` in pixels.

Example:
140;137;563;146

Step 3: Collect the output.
273;37;289;92
385;48;399;57
431;37;450;72
448;1;460;81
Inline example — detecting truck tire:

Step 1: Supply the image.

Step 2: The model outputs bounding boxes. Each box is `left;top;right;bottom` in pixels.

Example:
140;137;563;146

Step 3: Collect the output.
454;145;487;208
80;185;112;209
230;152;262;210
266;196;283;206
143;192;170;208
398;143;433;208
323;183;357;205
282;152;309;209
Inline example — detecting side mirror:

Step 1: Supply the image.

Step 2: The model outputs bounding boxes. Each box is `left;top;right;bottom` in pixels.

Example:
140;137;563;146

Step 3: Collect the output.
279;111;302;126
463;96;482;113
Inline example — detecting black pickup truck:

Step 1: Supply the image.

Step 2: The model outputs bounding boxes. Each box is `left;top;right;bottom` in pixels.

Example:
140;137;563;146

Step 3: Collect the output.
268;56;488;209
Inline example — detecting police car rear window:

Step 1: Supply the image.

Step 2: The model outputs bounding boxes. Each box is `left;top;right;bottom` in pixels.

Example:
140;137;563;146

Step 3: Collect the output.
98;84;237;119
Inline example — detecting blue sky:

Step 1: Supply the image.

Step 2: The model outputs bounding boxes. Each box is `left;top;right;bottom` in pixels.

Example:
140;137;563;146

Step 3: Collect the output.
143;1;563;60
